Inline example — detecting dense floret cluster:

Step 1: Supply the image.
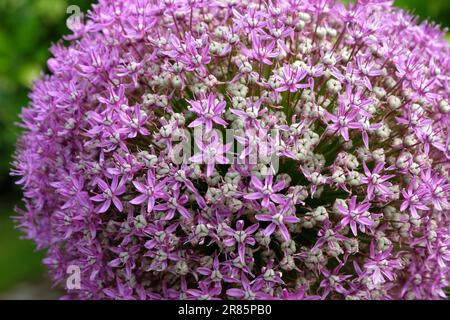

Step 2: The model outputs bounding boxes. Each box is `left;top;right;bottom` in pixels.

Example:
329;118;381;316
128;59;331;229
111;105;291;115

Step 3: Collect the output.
12;0;450;299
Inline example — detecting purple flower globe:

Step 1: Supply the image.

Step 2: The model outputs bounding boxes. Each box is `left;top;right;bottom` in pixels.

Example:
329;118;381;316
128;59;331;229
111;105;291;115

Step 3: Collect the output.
12;0;450;300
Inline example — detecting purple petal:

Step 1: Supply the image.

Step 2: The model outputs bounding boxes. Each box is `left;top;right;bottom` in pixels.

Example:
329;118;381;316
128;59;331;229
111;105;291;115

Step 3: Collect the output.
264;223;276;237
130;194;147;205
226;289;245;298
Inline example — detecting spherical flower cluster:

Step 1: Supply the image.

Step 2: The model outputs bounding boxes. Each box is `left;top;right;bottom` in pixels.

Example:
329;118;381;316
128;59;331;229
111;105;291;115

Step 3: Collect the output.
12;0;450;300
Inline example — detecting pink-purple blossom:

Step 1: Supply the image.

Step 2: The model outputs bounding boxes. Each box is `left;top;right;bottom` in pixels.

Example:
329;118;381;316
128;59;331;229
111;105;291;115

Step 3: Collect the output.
11;0;450;300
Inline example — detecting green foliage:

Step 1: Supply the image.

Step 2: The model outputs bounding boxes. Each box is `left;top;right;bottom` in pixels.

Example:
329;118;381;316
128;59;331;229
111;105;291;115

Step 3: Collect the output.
0;195;46;292
0;0;93;185
341;0;450;28
395;0;450;28
0;0;94;293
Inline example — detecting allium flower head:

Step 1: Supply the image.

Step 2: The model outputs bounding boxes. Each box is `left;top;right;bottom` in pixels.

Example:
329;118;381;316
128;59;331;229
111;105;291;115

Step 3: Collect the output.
12;0;450;300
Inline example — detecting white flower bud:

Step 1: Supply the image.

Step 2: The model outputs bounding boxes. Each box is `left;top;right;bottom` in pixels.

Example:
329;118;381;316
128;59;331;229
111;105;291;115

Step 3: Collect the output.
387;95;401;109
280;255;296;271
372;148;386;163
327;28;337;37
332;168;346;184
347;171;361;186
427;230;437;242
312;206;328;222
322;53;337;66
302;215;316;229
384;76;396;88
175;260;189;276
171;75;182;88
333;198;347;213
281;239;297;255
343;154;359;170
263;268;276;281
195;224;209;238
326;78;342;93
255;230;271;246
376;123;391;139
206;172;221;186
295;20;305;31
409;162;420;175
205;187;222;203
134;215;147;229
396;152;412;169
298;12;311;22
391;137;403;149
373;87;386;99
326;242;344;258
343;238;359;255
315;27;327;38
438;100;449;113
404;134;417;147
160;124;172;138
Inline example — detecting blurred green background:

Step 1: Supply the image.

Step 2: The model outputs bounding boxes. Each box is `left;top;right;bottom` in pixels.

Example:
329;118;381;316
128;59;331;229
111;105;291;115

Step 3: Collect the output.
0;0;448;298
0;0;93;298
